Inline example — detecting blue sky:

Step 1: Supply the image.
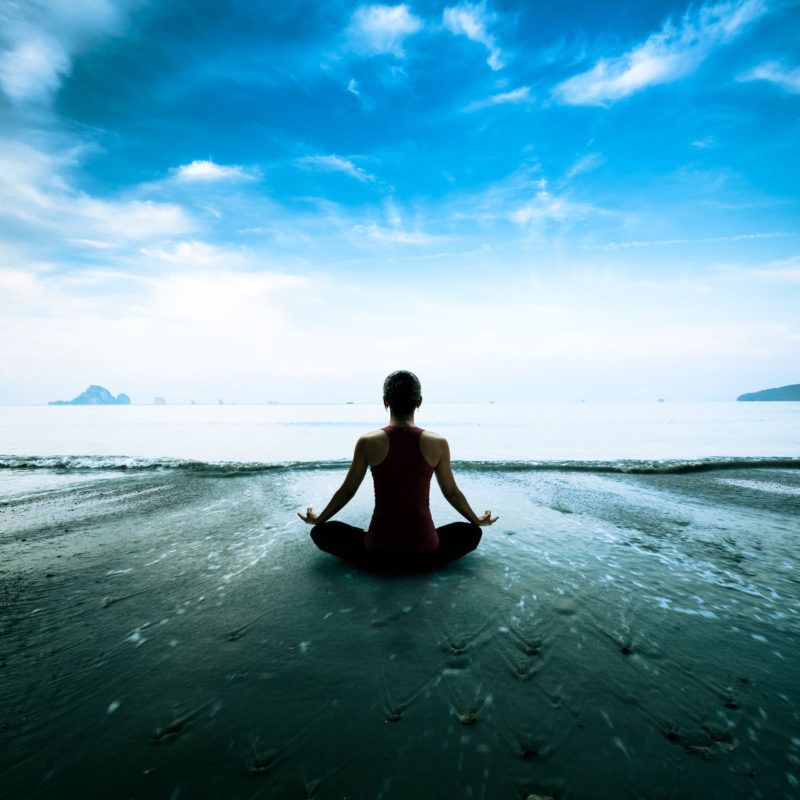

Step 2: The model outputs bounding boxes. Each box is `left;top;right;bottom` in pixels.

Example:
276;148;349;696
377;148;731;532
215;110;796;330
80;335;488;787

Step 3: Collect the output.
0;0;798;403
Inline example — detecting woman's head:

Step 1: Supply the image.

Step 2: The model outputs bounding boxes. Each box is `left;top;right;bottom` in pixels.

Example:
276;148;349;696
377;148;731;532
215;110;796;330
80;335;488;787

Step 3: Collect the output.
383;370;422;418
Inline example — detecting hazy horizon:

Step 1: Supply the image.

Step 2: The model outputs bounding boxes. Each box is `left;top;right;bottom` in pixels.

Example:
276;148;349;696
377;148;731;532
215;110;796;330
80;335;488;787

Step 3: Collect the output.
1;0;798;404
6;387;797;405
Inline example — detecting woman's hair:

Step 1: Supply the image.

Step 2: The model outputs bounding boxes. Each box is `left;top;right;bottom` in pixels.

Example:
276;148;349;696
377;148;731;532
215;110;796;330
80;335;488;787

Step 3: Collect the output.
383;370;422;417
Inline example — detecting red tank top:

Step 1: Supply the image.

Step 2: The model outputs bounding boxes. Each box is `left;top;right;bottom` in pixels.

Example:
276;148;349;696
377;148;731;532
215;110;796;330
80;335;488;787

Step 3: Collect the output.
364;426;439;554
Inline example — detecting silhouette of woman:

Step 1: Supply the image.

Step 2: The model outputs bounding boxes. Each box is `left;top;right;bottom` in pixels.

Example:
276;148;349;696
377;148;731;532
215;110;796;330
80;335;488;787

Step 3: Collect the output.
299;370;498;571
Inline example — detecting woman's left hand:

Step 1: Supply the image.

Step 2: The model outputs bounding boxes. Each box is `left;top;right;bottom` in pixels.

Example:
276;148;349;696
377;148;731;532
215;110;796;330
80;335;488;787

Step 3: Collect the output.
298;506;321;525
476;510;499;526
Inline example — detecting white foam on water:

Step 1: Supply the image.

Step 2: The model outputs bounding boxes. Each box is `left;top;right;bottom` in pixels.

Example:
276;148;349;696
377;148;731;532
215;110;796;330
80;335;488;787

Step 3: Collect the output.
126;628;146;647
717;478;800;496
674;607;718;619
613;737;632;761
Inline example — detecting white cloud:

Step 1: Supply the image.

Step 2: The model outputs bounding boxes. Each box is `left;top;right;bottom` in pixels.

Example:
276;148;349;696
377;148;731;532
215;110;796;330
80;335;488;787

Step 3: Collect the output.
751;256;800;282
347;4;423;56
464;86;531;111
553;0;768;106
0;35;70;102
0;263;313;401
140;241;242;267
443;3;504;70
76;198;193;241
351;224;438;244
739;60;800;93
591;231;788;250
565;152;605;179
347;77;360;96
0;0;132;103
690;135;718;148
0;140;194;245
2;252;798;403
297;155;375;182
171;160;257;182
510;188;594;225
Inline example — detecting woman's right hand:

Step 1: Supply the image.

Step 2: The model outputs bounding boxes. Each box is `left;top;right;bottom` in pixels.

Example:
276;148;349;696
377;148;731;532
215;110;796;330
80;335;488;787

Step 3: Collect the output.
298;506;321;525
476;510;499;526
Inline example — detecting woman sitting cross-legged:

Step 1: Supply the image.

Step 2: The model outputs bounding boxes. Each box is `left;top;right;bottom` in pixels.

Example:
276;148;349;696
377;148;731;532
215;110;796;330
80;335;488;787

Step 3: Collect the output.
299;370;498;572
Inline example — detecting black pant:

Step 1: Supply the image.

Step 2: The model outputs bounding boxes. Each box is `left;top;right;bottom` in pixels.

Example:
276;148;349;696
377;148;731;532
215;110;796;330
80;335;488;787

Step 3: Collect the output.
310;521;482;572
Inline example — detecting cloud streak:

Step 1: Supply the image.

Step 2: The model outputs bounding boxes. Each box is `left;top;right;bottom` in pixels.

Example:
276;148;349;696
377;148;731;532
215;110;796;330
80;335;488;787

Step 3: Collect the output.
553;0;768;106
591;232;790;250
297;155;376;182
443;3;504;70
510;186;596;226
464;86;531;111
565;153;605;179
739;60;800;93
351;223;439;244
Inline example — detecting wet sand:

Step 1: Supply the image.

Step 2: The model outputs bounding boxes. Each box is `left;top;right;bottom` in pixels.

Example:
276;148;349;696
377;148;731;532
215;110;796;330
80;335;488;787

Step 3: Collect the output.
1;466;799;799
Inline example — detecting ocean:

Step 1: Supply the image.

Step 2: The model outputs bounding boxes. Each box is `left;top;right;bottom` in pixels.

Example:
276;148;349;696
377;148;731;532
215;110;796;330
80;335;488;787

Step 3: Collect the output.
1;402;799;799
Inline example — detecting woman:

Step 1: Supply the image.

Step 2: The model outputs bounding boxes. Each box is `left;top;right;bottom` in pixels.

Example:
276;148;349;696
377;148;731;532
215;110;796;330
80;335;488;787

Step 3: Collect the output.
299;370;498;571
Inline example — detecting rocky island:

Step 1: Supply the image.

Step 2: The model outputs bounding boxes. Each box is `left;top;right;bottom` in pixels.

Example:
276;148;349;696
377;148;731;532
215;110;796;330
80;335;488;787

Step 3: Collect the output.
737;383;800;401
49;385;131;405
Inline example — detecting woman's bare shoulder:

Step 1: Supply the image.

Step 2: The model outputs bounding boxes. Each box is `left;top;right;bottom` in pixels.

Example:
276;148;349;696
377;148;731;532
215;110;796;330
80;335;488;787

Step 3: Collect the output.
419;429;446;467
358;428;388;451
361;427;388;440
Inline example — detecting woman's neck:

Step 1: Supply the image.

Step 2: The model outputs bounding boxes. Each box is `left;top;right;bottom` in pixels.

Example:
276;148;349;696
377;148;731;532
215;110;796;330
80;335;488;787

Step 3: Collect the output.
388;414;415;428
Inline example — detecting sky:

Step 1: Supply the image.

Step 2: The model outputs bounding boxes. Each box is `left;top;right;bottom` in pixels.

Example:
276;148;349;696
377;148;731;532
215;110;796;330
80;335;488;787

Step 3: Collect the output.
0;0;798;404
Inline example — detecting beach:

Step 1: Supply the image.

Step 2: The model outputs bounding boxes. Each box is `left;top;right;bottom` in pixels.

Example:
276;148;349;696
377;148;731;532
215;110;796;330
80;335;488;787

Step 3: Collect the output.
2;446;799;798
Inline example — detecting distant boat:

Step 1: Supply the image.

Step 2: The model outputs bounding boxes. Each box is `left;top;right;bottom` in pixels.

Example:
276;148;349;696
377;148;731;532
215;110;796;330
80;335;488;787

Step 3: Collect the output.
346;401;355;404
657;398;665;403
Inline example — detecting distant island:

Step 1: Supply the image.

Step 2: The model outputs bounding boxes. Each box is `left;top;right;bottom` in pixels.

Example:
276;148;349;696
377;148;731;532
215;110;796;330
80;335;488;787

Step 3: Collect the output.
737;383;800;402
49;385;131;405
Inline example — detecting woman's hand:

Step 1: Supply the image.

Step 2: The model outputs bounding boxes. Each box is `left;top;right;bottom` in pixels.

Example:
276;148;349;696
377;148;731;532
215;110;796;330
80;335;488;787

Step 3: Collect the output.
298;506;321;525
476;510;499;526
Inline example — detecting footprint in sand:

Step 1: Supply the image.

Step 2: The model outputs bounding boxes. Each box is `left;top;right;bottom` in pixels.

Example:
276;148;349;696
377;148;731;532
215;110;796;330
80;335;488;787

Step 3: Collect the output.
226;609;270;641
248;701;338;776
378;666;438;723
250;746;278;775
504;623;543;656
152;718;188;743
431;614;496;657
440;675;491;727
151;702;213;743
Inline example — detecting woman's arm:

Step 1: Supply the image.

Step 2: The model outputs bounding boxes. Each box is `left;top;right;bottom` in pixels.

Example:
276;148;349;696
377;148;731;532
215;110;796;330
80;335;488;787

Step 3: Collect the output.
298;437;369;525
433;438;498;526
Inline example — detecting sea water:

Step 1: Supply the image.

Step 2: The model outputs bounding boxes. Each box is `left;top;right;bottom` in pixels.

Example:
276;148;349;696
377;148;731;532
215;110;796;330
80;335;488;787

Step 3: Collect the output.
1;400;798;466
2;402;799;798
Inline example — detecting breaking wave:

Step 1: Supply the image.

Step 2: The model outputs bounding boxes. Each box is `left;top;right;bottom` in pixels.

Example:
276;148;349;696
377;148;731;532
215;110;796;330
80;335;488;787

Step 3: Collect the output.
1;454;799;475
